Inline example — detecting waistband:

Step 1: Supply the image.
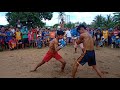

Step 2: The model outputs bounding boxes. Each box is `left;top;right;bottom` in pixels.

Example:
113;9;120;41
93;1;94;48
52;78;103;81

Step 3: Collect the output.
86;50;94;52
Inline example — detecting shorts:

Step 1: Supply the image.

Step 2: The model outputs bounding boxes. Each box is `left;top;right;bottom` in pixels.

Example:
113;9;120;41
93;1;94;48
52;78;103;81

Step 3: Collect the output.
72;36;77;40
28;40;32;44
22;38;28;44
18;40;22;44
0;39;5;45
50;38;54;41
32;40;37;43
104;38;108;43
66;37;72;43
95;40;100;46
78;50;96;66
42;51;62;62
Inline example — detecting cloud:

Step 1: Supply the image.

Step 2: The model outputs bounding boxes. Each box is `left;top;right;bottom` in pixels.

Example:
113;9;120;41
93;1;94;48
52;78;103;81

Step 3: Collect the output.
42;12;114;26
0;16;9;25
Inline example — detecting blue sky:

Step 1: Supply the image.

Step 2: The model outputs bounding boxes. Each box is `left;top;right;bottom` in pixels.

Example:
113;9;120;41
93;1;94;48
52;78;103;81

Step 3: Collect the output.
0;12;114;26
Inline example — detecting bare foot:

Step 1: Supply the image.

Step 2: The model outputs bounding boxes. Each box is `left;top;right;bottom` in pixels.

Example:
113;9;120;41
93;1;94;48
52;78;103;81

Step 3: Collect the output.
74;51;77;53
30;69;37;72
101;71;109;74
60;69;64;73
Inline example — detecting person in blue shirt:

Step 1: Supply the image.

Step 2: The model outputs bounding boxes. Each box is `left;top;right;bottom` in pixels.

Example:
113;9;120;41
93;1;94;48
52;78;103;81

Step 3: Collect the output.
115;36;120;48
5;28;13;49
37;35;43;49
71;28;78;44
111;35;116;48
0;26;6;50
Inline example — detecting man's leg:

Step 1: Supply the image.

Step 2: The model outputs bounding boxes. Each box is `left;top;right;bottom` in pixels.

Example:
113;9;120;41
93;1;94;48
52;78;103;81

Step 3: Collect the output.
72;61;79;78
30;60;46;72
58;58;66;72
30;51;52;72
92;65;104;78
75;47;77;53
72;54;85;78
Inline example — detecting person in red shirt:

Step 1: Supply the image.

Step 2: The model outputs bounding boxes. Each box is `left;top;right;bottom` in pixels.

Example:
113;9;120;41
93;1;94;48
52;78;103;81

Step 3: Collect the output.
113;28;119;36
31;27;37;48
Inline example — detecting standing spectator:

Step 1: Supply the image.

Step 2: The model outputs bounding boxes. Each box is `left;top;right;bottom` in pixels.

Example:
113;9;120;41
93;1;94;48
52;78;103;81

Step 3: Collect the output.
28;29;33;48
45;28;50;46
65;28;72;45
0;26;6;51
5;28;13;49
10;26;15;35
16;20;22;29
71;27;78;45
108;31;112;47
95;30;102;49
15;28;22;49
31;27;37;48
102;29;109;46
21;26;28;49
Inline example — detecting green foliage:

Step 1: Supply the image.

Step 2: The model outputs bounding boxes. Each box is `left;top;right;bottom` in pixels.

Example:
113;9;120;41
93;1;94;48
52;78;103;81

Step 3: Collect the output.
5;12;53;28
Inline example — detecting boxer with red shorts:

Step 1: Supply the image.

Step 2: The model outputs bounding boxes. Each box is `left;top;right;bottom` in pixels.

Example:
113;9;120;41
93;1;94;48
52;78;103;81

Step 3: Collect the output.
30;31;66;73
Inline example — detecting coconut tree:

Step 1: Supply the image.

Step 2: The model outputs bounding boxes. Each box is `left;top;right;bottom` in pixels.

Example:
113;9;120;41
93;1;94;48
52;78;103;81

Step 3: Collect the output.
104;14;114;29
92;15;106;28
113;12;120;28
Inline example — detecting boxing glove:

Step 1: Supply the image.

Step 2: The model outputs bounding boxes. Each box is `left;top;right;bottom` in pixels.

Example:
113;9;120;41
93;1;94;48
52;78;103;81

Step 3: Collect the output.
59;39;66;48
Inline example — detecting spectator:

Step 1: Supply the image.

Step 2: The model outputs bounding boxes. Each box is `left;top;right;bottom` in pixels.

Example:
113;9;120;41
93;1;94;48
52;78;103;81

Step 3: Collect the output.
36;35;43;49
21;26;28;49
65;28;72;45
8;36;17;50
15;28;22;49
95;30;102;49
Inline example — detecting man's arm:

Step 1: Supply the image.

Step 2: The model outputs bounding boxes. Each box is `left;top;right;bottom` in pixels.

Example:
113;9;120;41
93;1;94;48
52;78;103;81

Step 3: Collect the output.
76;35;84;45
54;40;61;51
74;35;84;48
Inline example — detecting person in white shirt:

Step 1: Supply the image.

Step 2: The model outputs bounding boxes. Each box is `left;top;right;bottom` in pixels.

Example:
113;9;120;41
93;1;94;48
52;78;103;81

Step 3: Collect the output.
10;26;15;35
65;28;72;44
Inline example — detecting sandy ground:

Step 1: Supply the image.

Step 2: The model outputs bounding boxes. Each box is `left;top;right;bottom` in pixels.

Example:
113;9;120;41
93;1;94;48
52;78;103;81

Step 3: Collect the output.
0;45;120;78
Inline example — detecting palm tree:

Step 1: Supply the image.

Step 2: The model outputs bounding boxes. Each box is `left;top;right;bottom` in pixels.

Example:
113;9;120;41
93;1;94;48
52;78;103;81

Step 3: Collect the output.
93;15;105;28
113;12;120;28
104;14;114;29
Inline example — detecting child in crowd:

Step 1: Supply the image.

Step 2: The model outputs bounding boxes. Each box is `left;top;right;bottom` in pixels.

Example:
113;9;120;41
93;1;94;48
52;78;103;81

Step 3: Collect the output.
8;36;17;50
36;35;43;49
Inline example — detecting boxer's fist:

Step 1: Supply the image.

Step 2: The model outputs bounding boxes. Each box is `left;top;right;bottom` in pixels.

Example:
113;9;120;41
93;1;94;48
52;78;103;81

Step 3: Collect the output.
59;39;66;48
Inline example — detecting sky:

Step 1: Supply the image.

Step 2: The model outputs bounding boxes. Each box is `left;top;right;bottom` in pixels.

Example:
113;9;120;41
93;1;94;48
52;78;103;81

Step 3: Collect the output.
0;12;114;26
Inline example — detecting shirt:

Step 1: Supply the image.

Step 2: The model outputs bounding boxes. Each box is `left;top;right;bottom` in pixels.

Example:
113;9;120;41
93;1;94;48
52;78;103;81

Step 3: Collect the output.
70;28;77;37
65;30;72;37
103;30;108;39
15;31;21;40
5;31;13;42
21;27;28;39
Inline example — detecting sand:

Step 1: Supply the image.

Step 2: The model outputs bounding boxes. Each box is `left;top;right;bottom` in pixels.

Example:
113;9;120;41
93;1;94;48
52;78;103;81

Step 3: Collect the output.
0;46;120;78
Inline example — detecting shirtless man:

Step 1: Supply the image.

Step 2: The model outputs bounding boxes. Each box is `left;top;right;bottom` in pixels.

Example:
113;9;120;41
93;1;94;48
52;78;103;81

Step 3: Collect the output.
30;30;66;72
72;24;107;78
